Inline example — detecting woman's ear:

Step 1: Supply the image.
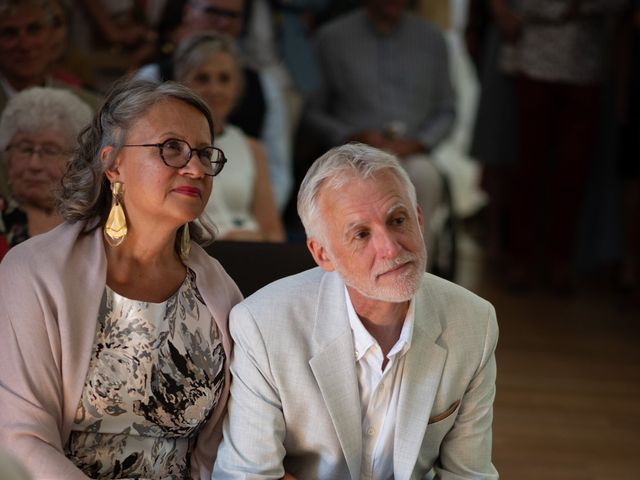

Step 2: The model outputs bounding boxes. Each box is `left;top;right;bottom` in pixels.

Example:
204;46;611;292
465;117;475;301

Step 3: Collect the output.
100;145;119;183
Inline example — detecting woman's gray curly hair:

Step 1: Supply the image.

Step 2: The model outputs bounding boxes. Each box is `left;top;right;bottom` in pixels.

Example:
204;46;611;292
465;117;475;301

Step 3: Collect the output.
57;77;218;245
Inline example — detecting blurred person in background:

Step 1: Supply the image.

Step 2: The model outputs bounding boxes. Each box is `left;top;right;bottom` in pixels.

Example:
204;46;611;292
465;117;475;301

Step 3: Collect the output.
139;0;293;212
303;0;456;255
175;31;285;242
617;0;640;299
466;0;520;265
505;0;626;293
0;0;103;196
0;86;92;260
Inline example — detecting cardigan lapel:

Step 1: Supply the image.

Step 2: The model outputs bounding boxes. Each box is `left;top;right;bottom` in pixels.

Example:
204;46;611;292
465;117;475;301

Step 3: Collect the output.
393;281;446;480
309;272;362;480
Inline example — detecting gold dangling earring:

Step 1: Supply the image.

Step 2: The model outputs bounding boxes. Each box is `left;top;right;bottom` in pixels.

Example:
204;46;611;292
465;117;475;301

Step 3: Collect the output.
180;223;190;262
104;181;127;246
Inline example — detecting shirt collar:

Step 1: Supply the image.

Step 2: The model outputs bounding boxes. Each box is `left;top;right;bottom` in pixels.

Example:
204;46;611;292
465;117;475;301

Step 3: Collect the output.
344;286;415;361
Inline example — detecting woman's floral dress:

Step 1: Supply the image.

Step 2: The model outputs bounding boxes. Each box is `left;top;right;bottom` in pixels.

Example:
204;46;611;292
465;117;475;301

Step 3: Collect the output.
65;269;224;479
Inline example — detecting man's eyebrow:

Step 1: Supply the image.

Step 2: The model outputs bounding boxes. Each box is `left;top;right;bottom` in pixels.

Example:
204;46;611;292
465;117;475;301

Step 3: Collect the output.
341;202;409;238
386;202;408;216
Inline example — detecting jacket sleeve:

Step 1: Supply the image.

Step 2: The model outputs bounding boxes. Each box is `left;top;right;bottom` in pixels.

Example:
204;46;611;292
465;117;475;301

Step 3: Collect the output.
212;302;288;479
0;252;89;479
433;303;499;479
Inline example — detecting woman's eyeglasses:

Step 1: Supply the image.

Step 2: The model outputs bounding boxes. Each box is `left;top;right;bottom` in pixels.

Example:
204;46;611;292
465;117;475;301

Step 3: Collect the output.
122;138;227;177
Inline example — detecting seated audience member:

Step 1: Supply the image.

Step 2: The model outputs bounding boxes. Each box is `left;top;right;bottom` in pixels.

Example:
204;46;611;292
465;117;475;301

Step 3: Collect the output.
48;0;96;88
0;79;243;479
0;87;92;259
303;0;456;253
175;31;285;242
137;0;293;211
213;143;499;479
0;0;103;196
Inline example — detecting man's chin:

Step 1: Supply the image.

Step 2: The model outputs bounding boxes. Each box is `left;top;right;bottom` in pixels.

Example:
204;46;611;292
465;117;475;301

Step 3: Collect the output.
349;277;423;304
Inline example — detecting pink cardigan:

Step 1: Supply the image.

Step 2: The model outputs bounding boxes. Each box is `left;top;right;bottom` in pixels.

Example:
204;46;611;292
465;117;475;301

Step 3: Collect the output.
0;222;243;479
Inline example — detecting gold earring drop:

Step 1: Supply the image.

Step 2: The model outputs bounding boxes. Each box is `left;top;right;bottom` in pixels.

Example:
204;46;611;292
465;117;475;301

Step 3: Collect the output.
104;181;127;246
180;223;191;261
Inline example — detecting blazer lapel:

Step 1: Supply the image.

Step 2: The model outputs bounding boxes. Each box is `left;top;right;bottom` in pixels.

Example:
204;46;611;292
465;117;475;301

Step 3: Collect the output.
309;272;362;480
394;283;447;480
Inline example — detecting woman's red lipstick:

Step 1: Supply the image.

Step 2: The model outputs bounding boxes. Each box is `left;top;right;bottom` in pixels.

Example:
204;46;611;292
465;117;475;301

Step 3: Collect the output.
173;186;201;197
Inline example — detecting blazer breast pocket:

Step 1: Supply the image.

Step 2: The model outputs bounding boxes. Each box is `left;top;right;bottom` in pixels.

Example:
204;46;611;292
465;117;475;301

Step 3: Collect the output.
428;399;461;424
415;400;462;472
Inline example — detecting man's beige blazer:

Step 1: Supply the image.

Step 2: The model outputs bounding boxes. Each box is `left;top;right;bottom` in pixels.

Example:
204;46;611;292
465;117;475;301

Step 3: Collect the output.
214;268;499;479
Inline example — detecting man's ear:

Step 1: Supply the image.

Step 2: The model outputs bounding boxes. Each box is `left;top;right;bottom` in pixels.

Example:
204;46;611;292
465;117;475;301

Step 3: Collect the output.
307;237;335;272
416;204;424;232
101;145;120;183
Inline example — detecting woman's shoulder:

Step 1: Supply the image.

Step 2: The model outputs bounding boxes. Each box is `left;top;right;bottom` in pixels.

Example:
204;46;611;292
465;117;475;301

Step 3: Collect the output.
0;222;99;278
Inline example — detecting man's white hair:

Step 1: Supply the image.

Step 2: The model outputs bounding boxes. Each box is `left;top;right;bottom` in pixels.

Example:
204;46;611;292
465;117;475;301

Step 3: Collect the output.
297;142;418;241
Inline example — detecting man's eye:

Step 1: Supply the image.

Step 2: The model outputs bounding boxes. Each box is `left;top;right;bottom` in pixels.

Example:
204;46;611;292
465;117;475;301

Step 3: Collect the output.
354;231;369;240
392;216;406;226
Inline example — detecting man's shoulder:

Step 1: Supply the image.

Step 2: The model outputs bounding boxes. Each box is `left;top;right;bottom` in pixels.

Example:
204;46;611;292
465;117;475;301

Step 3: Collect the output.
240;267;326;308
316;8;365;43
420;273;495;323
422;273;489;305
229;268;329;344
403;13;448;45
419;273;497;343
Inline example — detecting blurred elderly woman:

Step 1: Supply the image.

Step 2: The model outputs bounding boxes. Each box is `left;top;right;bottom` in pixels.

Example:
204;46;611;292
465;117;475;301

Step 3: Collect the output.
0;79;243;479
174;31;286;242
0;87;92;258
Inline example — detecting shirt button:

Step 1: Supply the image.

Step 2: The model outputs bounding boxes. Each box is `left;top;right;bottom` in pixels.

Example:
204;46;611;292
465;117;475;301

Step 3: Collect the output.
367;427;375;436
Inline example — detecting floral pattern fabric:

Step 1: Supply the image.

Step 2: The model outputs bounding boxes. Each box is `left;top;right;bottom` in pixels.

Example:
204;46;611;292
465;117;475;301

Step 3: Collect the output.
65;269;224;479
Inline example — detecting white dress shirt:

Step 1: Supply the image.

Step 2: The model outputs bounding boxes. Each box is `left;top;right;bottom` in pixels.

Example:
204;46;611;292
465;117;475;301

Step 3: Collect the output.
344;288;416;480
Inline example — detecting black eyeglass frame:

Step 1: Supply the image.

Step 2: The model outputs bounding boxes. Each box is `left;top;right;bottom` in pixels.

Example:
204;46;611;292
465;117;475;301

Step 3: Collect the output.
122;138;227;177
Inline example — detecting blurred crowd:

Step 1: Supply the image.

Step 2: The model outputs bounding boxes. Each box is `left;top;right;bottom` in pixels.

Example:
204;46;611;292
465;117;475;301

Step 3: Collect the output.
0;0;638;298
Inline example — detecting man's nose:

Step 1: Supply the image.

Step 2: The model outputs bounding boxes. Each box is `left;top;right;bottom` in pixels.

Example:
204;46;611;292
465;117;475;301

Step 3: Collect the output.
373;228;402;258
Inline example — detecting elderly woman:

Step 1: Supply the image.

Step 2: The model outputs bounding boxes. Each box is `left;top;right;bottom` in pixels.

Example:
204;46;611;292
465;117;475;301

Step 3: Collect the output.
0;79;243;479
174;31;286;242
0;87;92;259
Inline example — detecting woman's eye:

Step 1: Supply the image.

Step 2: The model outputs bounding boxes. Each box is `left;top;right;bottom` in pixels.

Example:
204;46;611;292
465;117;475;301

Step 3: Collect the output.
164;140;183;152
218;72;232;84
193;73;210;84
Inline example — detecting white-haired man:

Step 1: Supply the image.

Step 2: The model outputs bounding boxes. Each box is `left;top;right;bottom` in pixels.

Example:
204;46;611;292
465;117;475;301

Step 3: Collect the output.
214;142;499;479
